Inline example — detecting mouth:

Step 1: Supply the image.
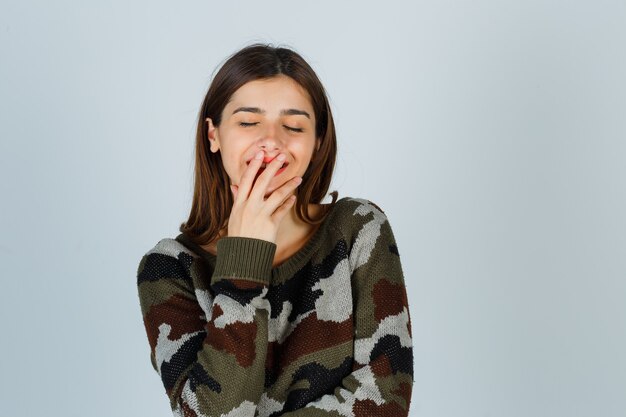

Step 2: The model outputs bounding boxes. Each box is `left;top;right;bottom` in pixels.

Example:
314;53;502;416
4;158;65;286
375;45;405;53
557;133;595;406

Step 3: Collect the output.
246;159;289;181
246;159;289;170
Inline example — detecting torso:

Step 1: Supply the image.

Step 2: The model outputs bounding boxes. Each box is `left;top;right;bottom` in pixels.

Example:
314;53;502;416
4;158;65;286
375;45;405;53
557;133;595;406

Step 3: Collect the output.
201;203;327;268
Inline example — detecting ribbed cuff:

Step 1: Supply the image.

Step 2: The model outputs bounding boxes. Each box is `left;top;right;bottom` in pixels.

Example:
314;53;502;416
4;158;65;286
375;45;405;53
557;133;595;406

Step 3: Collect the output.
211;237;277;285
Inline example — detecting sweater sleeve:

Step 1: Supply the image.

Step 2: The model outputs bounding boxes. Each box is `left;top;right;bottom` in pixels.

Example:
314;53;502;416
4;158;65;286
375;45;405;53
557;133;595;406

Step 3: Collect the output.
136;236;276;417
281;202;414;417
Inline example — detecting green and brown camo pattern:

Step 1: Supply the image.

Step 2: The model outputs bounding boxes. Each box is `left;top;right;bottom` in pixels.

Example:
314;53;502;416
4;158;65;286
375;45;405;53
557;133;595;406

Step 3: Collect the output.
137;197;414;416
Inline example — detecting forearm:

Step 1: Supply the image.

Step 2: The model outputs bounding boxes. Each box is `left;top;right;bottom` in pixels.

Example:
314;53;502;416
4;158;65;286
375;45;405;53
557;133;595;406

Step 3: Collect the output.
138;237;276;416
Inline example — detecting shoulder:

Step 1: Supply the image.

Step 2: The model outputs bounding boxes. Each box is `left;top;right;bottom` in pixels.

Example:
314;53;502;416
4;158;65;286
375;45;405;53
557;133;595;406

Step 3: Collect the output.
144;237;196;259
337;196;388;218
331;195;389;215
329;196;393;243
136;237;198;285
332;197;402;274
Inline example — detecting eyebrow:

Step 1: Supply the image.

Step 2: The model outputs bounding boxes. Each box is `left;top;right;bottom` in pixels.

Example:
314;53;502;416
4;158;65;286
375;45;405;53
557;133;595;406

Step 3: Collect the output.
231;106;311;119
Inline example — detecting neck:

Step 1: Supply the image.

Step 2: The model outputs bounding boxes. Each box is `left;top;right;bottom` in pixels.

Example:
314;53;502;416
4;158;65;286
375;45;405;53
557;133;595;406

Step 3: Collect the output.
276;203;315;243
202;203;323;257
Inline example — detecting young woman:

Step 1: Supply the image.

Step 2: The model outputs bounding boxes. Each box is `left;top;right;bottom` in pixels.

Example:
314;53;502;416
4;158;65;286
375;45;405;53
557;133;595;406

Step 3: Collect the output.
137;43;414;417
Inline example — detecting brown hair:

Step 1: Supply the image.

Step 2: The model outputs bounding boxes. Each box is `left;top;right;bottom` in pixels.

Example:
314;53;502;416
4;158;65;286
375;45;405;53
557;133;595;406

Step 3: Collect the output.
179;43;339;247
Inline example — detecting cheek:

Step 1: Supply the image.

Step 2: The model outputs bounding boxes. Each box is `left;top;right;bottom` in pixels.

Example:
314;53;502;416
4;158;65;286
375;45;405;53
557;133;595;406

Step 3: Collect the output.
216;149;244;180
291;136;316;153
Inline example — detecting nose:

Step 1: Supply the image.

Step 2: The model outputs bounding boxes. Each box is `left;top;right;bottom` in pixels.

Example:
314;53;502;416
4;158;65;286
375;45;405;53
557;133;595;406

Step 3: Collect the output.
256;125;284;152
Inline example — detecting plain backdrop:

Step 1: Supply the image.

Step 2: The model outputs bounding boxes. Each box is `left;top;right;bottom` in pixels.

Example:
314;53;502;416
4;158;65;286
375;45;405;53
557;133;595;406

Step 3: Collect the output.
1;1;625;416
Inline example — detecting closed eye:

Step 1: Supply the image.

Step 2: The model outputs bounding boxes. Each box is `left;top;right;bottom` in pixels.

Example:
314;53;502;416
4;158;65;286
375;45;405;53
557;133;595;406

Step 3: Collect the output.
239;122;303;133
284;125;304;133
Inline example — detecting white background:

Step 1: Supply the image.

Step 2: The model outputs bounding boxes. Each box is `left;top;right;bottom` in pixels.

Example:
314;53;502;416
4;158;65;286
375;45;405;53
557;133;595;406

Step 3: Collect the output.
1;1;625;416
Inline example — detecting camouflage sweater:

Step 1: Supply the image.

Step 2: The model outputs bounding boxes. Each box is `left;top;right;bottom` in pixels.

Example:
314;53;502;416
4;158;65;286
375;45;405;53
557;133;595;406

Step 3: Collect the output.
136;197;414;417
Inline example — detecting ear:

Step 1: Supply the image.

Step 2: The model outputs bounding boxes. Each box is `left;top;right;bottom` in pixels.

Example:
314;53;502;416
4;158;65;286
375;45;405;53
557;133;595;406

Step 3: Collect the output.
315;137;321;152
206;117;220;153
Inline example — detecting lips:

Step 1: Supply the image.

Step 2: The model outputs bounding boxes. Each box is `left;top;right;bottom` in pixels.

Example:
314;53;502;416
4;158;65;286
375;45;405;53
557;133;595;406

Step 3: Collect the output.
245;157;289;183
246;157;289;170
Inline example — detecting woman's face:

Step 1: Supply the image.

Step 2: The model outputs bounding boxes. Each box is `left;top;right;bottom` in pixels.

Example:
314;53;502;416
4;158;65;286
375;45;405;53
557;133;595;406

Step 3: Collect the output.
207;75;319;197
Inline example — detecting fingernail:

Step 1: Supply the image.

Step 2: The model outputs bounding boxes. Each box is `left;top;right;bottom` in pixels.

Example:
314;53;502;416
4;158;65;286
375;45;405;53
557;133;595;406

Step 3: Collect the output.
277;153;286;161
255;151;264;160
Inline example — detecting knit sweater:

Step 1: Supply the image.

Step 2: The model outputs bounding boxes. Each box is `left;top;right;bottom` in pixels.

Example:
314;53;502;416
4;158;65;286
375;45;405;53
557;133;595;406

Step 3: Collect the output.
136;196;414;417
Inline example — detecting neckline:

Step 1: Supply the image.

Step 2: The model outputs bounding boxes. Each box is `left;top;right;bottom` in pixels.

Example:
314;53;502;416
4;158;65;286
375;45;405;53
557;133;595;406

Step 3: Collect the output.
176;199;342;282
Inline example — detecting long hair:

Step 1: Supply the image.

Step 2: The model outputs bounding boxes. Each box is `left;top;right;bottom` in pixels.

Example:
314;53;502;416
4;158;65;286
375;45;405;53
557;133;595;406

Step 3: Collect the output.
179;43;339;246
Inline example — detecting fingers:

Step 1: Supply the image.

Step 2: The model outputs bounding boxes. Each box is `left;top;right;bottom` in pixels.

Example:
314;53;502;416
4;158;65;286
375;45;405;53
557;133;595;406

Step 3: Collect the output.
271;194;297;224
235;150;264;203
233;150;301;217
248;153;287;201
265;175;302;210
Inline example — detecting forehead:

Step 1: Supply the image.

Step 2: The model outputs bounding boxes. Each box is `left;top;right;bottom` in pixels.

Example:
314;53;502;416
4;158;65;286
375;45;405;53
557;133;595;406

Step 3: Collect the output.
226;76;313;112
